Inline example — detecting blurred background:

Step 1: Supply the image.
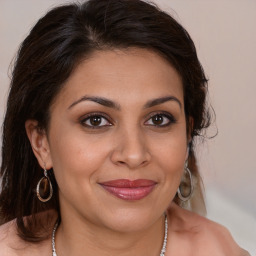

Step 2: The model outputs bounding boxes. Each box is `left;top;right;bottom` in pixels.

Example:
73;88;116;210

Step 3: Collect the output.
0;0;255;254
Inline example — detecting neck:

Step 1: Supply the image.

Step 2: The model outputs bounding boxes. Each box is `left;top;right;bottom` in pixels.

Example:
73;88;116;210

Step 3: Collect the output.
55;212;166;256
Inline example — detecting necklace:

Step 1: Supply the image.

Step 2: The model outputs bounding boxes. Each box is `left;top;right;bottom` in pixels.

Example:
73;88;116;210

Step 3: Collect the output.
52;214;168;256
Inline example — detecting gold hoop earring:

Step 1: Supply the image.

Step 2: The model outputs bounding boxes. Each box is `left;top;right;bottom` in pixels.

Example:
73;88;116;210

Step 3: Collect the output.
36;168;53;202
177;161;193;201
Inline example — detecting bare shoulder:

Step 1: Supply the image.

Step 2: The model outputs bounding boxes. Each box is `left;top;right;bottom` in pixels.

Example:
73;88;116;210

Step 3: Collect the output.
0;211;56;256
166;203;250;256
0;220;18;255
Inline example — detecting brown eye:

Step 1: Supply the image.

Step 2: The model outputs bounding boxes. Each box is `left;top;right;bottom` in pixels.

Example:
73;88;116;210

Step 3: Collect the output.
90;116;102;126
81;114;112;128
152;115;164;125
145;113;176;127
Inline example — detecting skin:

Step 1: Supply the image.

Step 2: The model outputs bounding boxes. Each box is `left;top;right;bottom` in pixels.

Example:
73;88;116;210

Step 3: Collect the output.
0;48;249;256
31;48;187;255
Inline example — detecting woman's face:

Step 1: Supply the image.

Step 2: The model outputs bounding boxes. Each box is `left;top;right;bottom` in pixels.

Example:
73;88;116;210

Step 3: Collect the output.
44;48;188;232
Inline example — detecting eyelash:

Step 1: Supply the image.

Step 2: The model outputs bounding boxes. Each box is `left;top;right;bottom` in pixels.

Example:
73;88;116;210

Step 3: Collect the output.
80;112;113;129
80;112;176;129
145;112;177;127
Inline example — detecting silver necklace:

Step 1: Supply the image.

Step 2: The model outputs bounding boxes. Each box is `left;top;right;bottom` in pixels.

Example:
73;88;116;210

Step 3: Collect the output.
52;214;168;256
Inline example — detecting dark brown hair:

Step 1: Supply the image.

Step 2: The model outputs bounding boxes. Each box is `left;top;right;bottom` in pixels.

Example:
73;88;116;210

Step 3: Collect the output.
0;0;211;241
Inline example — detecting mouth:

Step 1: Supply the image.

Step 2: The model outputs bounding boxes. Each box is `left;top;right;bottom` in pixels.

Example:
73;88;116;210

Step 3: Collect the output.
99;179;157;201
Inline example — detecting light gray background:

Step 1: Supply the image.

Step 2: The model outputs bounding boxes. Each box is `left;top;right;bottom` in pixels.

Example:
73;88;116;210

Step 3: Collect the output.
0;0;255;254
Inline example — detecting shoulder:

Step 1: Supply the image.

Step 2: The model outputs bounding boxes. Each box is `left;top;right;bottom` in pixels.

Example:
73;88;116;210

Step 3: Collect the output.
166;203;250;256
0;220;21;256
0;211;55;256
0;221;12;255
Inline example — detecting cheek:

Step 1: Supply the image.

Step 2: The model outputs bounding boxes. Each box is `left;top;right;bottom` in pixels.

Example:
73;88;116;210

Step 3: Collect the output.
157;143;186;182
48;128;111;187
149;127;187;183
152;126;187;162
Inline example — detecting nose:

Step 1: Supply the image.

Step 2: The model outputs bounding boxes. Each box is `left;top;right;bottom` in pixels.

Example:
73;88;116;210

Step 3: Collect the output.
110;128;151;169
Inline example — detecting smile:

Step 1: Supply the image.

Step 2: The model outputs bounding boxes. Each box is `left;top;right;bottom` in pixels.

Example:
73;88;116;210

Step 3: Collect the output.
99;179;157;201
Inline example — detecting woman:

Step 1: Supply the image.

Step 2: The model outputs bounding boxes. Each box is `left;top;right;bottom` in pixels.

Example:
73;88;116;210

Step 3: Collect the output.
0;0;250;255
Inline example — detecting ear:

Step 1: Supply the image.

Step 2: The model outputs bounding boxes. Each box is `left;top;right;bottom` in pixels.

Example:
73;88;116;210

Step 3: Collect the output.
25;120;53;170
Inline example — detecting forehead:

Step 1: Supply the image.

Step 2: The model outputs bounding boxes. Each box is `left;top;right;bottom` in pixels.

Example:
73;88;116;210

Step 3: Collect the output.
52;48;184;109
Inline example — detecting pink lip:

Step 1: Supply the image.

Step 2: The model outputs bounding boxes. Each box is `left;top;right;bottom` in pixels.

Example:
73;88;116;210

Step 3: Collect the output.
99;179;157;201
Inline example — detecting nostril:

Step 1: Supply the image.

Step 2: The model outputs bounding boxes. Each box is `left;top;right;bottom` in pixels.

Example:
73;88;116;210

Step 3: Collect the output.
117;161;126;165
110;139;151;169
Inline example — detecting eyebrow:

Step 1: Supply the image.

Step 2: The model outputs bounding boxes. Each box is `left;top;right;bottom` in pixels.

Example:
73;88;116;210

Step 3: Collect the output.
68;96;121;110
144;96;182;109
68;95;182;110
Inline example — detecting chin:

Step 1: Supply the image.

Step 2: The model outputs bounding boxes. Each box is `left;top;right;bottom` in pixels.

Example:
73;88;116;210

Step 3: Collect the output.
93;205;164;233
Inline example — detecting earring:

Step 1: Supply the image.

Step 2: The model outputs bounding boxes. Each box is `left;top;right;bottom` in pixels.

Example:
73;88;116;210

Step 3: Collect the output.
36;168;53;202
177;161;193;201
